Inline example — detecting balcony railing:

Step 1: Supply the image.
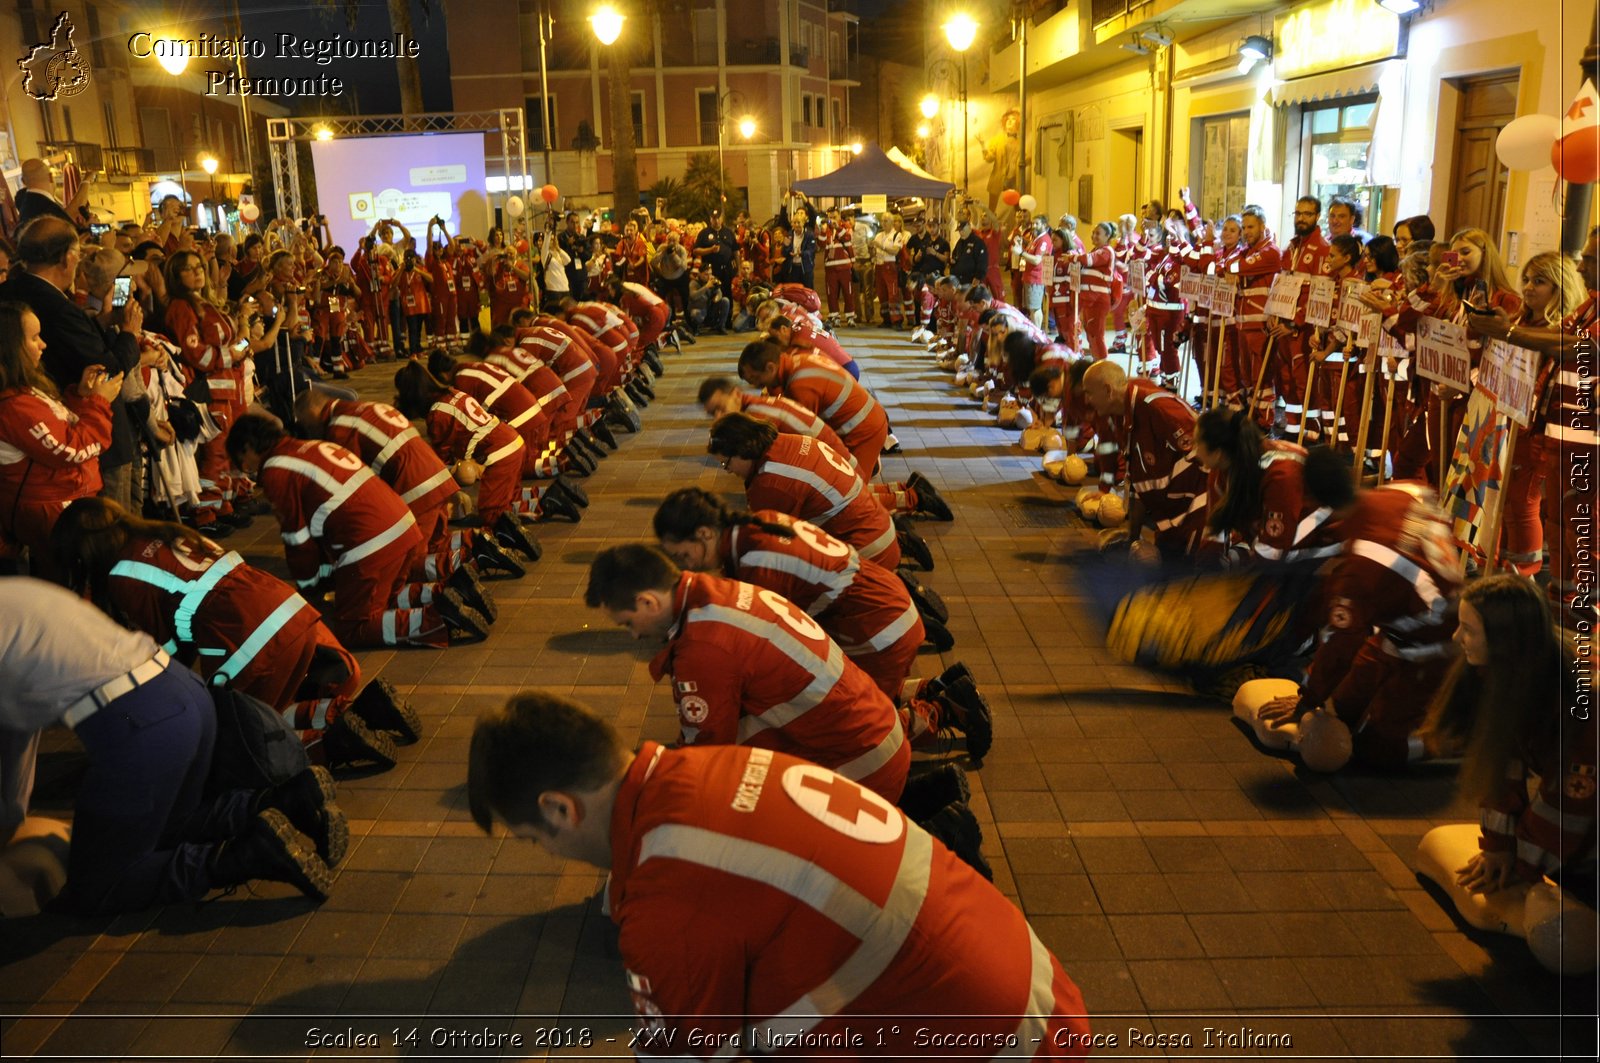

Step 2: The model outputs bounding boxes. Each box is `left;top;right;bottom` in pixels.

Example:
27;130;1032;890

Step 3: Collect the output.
105;147;155;176
829;56;860;81
828;0;859;15
42;140;102;171
725;37;811;67
1090;0;1155;29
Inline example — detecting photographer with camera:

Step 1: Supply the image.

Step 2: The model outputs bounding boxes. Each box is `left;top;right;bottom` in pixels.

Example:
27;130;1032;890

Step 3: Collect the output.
398;240;434;356
688;264;730;335
539;223;572;313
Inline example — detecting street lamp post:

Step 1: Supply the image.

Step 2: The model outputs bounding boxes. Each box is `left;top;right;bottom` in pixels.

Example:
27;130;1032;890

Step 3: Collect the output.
716;90;751;209
590;4;639;225
200;153;219;223
942;14;977;193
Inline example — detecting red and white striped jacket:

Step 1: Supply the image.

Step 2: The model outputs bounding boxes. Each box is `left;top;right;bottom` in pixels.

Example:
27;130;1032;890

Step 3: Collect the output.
745;433;898;565
322;399;455;517
648;571;908;799
568;300;632;359
454;361;552;454
1202;441;1342;565
0;386;110;504
258;437;421;588
1229;238;1282;325
1072;245;1116;296
823;221;854;270
607;741;1092;1059
772;352;887;460
163;298;243;406
1481;713;1598;883
1119;377;1207;540
724;511;921;656
423;389;524;471
735;392;849;457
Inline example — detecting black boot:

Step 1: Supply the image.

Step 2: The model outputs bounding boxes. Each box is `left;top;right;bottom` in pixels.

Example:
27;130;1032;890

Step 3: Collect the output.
896;522;935;571
935;676;994;761
493;512;543;561
254;766;347;866
921;613;956;652
446;564;499;623
534;488;582;523
210;809;334;900
897;569;950;624
897;764;971;822
472;535;526;579
588;421;620;451
552;473;590;507
907;471;954;522
561;447;596;477
917;801;992;880
324;712;398;770
574;429;610;461
348;679;423;744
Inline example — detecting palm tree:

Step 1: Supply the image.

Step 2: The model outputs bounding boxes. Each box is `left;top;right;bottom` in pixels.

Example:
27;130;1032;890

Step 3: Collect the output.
322;0;426;115
604;3;642;223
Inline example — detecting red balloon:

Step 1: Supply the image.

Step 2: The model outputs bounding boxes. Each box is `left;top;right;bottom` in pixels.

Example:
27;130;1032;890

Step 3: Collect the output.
515;239;529;254
540;183;560;204
1001;188;1021;207
1553;126;1600;184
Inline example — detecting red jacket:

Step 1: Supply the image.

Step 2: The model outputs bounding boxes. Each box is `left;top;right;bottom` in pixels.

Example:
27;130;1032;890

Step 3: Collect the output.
648;571;908;799
0;386;111;505
163;298;243;407
1481;713;1598;882
1282;231;1332;327
258;437;422;589
485;344;575;437
322;399;455;518
516;323;596;413
1298;482;1462;714
607;741;1091;1058
454;361;552;457
724;511;920;655
1118;377;1207;542
736;392;848;456
771;282;821;314
773;352;888;463
745;433;897;565
1229;237;1282;325
1202;440;1341;564
538;313;617;395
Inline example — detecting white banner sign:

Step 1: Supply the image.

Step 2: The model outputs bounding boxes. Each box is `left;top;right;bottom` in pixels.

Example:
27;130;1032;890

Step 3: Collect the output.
1265;273;1306;319
1412;316;1472;392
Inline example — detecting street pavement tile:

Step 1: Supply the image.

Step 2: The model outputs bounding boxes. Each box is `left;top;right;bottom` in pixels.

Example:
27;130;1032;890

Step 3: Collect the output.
4;326;1580;1056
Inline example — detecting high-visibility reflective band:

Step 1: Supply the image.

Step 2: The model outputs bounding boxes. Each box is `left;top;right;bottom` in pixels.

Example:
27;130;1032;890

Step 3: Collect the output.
460;367;516;406
1349;539;1447;620
401;466;454;504
1531;795;1593;835
338;510;417;568
833;713;905;781
860;523;897;561
210;593;311;685
559;360;593;383
264;454;372;541
736;546;856;616
764;460;859;520
1132;454;1194;495
636;820;933;1046
1152;490;1208;532
483;436;524;467
506;406;538;429
370;425;421;472
687;604;847;725
1008;925;1060;1058
749;400;821;436
1517;837;1565;874
861;602;921;652
1482;809;1517;836
382;606;427;644
836;399;877;438
793;366;854;421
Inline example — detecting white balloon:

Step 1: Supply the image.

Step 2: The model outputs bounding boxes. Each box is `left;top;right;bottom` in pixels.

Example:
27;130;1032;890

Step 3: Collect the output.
505;195;526;217
1496;114;1561;171
1018;194;1038;212
239;202;260;222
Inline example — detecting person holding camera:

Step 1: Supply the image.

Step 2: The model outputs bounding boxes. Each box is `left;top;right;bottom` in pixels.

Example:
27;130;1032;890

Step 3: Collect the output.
424;217;459;344
539;228;572;313
398;242;434;356
688;265;730;335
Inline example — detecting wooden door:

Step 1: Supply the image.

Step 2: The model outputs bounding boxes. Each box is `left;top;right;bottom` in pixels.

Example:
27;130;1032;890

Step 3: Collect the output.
1449;74;1518;240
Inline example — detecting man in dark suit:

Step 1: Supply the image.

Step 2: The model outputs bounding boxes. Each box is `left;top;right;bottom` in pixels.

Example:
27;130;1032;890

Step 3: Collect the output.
0;217;145;507
13;159;87;231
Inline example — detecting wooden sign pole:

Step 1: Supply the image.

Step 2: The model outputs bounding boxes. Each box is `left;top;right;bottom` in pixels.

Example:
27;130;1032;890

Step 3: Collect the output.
1297;359;1318;445
1351;349;1380;486
1330;353;1353;451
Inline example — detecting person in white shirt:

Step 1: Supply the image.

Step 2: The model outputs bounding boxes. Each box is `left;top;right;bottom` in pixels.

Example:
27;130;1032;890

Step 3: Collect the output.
871;213;909;328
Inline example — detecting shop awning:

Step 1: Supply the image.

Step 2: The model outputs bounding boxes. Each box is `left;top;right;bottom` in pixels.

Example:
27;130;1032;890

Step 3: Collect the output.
1270;60;1392;108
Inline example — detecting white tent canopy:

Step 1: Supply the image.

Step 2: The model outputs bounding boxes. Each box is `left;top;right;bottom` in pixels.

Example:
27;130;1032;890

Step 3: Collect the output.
886;147;943;184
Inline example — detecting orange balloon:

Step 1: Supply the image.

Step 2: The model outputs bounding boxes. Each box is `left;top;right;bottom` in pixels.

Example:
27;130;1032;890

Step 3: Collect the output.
540;184;560;204
1001;188;1021;207
1553;126;1600;184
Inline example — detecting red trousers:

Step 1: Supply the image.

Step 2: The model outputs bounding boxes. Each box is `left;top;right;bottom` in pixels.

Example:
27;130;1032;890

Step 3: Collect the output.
1143;307;1185;375
1275;330;1311;436
197;399;245;518
325;532;447;648
1079;292;1111;361
1331;638;1454;770
825;266;853;315
1050;292;1076;348
414;501;471;581
874;264;902;324
1499;432;1555;576
1233;327;1274;424
636;301;670;350
841;614;926;702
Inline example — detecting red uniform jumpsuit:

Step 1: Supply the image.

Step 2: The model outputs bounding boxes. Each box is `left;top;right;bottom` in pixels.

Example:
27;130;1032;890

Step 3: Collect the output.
770;351;889;477
1200;441;1343;567
0;386;110;576
164;297;243;519
1279;231;1332;437
453;361;559;478
1120;377;1209;556
1479;714;1598;884
619;281;670;350
1228;237;1282;427
744;433;900;568
425;248;458;340
105;535;360;753
1049;248;1077;349
424;390;541;525
563;305;630;395
323;398;466;580
822;221;854;315
486;257;529;328
455;249;483;333
607;741;1093;1058
1071;245;1116;362
515;324;593;436
615;232;650;285
735;392;848;455
1294;481;1462;769
349;247;381;352
1176;236;1218;392
258;437;448;648
1143;249;1187;378
648;570;909;800
771;282;821;315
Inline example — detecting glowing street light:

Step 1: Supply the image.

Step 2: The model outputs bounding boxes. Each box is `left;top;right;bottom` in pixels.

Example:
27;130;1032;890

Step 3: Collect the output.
916;123;931;139
154;39;188;76
737;115;757;140
199;153;218;175
589;5;625;45
943;13;978;52
850;141;863;155
920;94;940;119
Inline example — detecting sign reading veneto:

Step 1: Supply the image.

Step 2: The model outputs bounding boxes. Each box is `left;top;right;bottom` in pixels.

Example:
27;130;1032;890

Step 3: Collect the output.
1265;273;1306;319
1304;276;1335;328
1413;316;1472;392
1478;339;1541;427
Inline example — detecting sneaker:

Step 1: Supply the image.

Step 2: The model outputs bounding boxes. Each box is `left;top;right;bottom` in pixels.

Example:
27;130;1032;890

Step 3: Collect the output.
348;679;423;744
918;801;992;880
209;809;334;900
921;613;956;652
535;488;582;523
323;711;398;769
896;568;949;624
255;766;347;866
897;763;972;822
435;585;493;642
936;676;994;761
906;472;953;522
472;536;527;579
447;563;499;623
587;421;620;451
493;512;543;561
552;473;590;507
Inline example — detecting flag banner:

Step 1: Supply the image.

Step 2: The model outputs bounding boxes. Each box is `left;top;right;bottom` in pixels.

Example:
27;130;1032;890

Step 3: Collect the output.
1305;276;1335;328
1413;316;1473;391
1442;387;1510;567
1266;273;1306;319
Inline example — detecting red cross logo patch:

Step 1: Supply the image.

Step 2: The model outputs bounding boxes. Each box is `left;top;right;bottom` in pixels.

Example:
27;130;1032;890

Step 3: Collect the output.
781;765;903;844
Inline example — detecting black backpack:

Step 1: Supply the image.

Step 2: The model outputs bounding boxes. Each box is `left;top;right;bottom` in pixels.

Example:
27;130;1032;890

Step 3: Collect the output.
206;685;310;795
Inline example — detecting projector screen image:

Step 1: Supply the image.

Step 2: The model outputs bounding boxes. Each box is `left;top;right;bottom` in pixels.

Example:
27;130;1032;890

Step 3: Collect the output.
310;131;490;252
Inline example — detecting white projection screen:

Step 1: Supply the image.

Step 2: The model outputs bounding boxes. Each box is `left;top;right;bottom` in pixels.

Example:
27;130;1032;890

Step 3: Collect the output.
310;131;491;251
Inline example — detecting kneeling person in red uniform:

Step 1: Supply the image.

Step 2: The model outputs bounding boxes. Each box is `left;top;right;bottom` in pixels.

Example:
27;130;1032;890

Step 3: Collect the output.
468;692;1094;1057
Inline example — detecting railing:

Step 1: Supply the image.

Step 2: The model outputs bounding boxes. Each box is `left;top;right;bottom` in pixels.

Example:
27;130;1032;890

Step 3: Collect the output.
829;56;860;81
105;147;155;177
828;0;859;15
790;46;810;67
42;140;102;171
1090;0;1155;29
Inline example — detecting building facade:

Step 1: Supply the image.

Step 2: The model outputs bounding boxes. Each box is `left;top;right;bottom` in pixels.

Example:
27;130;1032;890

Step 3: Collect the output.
445;0;863;221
